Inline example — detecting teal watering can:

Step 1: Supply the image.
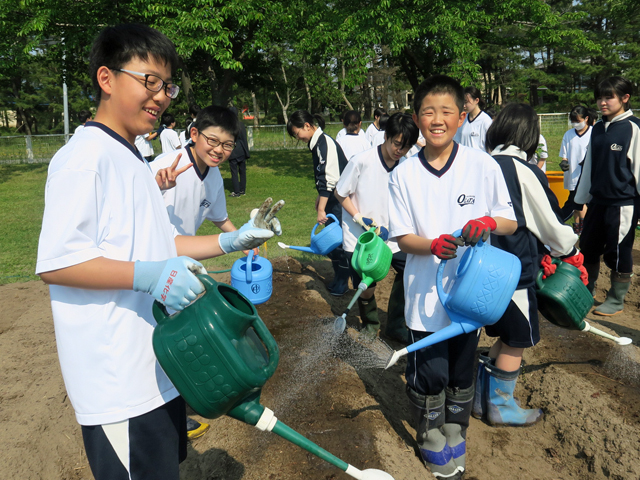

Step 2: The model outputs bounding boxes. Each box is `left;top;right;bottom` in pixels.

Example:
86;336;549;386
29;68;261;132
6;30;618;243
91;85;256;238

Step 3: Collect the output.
231;251;273;305
278;213;342;255
153;275;395;480
385;230;521;368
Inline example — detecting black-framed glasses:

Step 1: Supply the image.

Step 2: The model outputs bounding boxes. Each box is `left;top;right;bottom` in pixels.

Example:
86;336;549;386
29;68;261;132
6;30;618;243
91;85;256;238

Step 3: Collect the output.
199;131;236;152
115;69;180;99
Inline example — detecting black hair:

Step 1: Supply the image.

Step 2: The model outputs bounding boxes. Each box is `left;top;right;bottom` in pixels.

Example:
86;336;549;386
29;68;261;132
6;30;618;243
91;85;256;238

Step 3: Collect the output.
378;114;390;130
484;106;496;119
464;86;486;110
587;107;598;126
413;75;465;114
384;113;419;149
286;110;325;137
78;110;92;123
594;76;633;111
343;110;361;133
161;113;175;126
569;105;597;126
89;24;180;103
485;103;540;158
192;105;240;140
373;107;387;119
189;104;201;117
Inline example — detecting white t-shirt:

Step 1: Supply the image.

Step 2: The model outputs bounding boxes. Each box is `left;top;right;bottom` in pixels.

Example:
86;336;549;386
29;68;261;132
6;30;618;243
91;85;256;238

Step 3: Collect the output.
388;143;515;332
453;110;492;152
74;124;84;134
160;128;181;153
559;127;591;190
36;122;180;426
335;145;400;254
337;133;373;161
152;144;228;235
530;134;549;171
134;132;154;158
336;127;366;143
371;129;386;148
365;123;380;144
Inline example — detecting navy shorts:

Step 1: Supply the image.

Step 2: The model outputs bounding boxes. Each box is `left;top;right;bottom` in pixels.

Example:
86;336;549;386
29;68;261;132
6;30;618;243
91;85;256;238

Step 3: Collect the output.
484;286;540;349
580;203;638;273
81;396;187;480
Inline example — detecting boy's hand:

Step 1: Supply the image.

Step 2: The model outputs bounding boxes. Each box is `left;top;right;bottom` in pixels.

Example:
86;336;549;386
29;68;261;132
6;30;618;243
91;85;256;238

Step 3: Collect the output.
249;197;285;235
353;213;378;231
133;257;207;311
155;153;192;190
461;216;497;246
431;234;465;259
219;198;284;253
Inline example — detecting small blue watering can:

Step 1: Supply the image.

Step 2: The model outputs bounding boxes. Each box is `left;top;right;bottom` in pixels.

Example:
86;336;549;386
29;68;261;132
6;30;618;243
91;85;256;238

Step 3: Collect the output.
385;230;521;368
231;252;273;305
278;214;342;256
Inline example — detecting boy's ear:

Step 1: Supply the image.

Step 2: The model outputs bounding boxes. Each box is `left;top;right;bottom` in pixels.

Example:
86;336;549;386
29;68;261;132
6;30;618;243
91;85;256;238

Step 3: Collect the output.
458;111;467;128
96;66;113;97
412;113;419;125
190;126;198;144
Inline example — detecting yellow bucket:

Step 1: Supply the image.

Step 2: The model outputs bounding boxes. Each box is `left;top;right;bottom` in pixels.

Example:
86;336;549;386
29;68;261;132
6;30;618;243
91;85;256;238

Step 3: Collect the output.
546;171;569;206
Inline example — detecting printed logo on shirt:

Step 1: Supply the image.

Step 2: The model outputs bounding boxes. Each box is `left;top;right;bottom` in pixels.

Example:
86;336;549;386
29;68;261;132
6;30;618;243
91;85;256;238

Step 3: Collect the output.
318;150;325;164
470;131;480;137
200;199;211;208
610;143;623;151
457;194;475;207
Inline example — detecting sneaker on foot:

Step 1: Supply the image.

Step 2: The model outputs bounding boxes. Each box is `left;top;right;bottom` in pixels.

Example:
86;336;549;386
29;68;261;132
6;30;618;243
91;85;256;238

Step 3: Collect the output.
186;417;210;440
230;192;242;197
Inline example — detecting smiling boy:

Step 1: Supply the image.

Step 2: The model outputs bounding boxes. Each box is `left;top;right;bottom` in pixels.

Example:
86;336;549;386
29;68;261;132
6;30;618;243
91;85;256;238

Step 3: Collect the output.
388;75;517;479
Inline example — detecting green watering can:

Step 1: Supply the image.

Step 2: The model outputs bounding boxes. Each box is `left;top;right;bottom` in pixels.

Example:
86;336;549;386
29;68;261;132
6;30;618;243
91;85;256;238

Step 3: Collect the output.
536;259;632;345
153;275;395;480
334;230;393;334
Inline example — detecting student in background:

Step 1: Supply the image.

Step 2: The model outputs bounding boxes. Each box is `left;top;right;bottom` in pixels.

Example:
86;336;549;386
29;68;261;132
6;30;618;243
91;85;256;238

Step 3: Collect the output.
160;112;181;153
365;107;387;144
179;104;201;146
453;86;492;151
227;106;251;197
336;110;372;160
531;134;549;171
336;110;368;143
135;130;158;162
74;110;92;134
371;113;390;148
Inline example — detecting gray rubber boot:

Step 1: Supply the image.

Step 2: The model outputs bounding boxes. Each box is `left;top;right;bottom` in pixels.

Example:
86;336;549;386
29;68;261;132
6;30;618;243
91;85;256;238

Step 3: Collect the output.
358;295;380;342
443;385;475;475
594;272;632;316
406;387;460;478
472;354;491;419
584;262;600;296
384;273;408;343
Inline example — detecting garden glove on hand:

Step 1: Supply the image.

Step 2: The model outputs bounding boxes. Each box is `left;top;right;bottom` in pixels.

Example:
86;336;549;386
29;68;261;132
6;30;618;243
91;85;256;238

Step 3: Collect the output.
461;216;497;246
562;251;588;285
559;160;570;172
133;257;207;311
219;198;285;253
431;234;465;260
540;254;557;279
353;213;389;240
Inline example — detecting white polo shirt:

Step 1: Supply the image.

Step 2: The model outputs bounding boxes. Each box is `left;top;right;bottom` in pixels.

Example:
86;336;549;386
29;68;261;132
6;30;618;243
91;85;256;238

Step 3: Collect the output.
134;132;154;157
337;133;373;161
453;110;492;152
36;122;180;426
389;143;515;332
160;128;181;153
365;123;380;144
336;127;367;143
371;129;386;148
335;145;400;254
152;144;228;235
560;126;592;190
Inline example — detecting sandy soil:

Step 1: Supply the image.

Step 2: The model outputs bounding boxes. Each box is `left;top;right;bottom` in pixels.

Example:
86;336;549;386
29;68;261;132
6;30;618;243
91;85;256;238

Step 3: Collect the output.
1;254;640;480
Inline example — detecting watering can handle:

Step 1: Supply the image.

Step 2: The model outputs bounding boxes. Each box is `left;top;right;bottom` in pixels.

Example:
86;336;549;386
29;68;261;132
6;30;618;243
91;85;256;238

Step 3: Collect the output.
435;229;464;308
246;251;254;283
248;314;280;379
311;213;339;238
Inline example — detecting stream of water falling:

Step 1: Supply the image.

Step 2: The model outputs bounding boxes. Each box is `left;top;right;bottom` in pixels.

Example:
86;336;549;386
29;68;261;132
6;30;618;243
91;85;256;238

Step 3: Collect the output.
603;345;640;386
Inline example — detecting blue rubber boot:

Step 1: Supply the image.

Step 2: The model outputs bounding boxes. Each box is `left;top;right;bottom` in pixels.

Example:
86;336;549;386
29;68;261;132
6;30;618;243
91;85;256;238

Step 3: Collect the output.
442;385;474;476
471;354;490;419
485;363;543;427
406;387;460;478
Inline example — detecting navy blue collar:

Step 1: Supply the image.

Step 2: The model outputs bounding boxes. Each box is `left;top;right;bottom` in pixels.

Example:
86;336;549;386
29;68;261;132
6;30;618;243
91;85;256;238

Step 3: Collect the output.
467;111;482;124
84;121;144;162
377;145;398;172
419;142;459;177
576;126;590;138
187;142;209;180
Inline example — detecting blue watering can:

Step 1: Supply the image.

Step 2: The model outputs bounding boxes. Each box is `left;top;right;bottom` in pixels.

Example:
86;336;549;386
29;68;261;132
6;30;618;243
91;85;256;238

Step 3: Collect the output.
231;252;273;305
278;214;342;256
385;230;521;368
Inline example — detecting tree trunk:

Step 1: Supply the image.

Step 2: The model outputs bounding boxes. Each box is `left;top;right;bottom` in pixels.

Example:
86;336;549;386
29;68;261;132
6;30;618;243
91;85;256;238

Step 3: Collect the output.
340;63;354;110
303;74;312;112
181;68;196;108
271;63;291;125
251;91;260;127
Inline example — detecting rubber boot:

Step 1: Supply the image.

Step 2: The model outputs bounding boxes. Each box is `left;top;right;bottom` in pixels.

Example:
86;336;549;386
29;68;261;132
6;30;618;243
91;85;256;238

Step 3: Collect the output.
406;387;460;479
594;272;632;316
584;262;600;297
485;363;543;427
358;295;380;342
443;385;475;475
328;250;350;296
471;354;491;419
384;273;408;343
186;416;210;440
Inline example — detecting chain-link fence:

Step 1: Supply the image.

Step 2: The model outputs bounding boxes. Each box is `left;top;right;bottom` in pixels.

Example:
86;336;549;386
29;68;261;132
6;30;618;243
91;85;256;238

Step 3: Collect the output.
0;134;70;164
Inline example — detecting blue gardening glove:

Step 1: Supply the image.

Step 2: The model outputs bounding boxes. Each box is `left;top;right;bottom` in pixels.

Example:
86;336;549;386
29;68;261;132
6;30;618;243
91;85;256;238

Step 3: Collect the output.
133;257;207;311
353;213;388;240
377;226;389;242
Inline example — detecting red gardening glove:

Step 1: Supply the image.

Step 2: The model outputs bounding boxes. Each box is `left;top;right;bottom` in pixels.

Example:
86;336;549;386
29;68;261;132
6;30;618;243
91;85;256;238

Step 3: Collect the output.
562;251;588;285
431;234;465;260
461;216;497;246
540;254;557;279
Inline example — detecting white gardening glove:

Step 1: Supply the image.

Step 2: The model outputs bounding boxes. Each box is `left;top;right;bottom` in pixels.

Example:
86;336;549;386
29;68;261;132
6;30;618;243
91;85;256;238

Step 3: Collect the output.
219;198;285;253
249;197;285;235
133;257;207;311
353;213;378;231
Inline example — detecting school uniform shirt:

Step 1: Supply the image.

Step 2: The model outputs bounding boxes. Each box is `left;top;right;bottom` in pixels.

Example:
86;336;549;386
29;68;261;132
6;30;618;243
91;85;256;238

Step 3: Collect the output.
388;143;515;332
160;128;181;153
134;132;155;158
74;124;84;134
151;143;228;236
335;145;401;254
453;110;492;151
337;132;373;160
371;129;386;148
490;145;578;289
336;127;367;143
365;122;380;144
559;126;591;190
309;127;348;209
36;122;180;426
575;110;640;207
